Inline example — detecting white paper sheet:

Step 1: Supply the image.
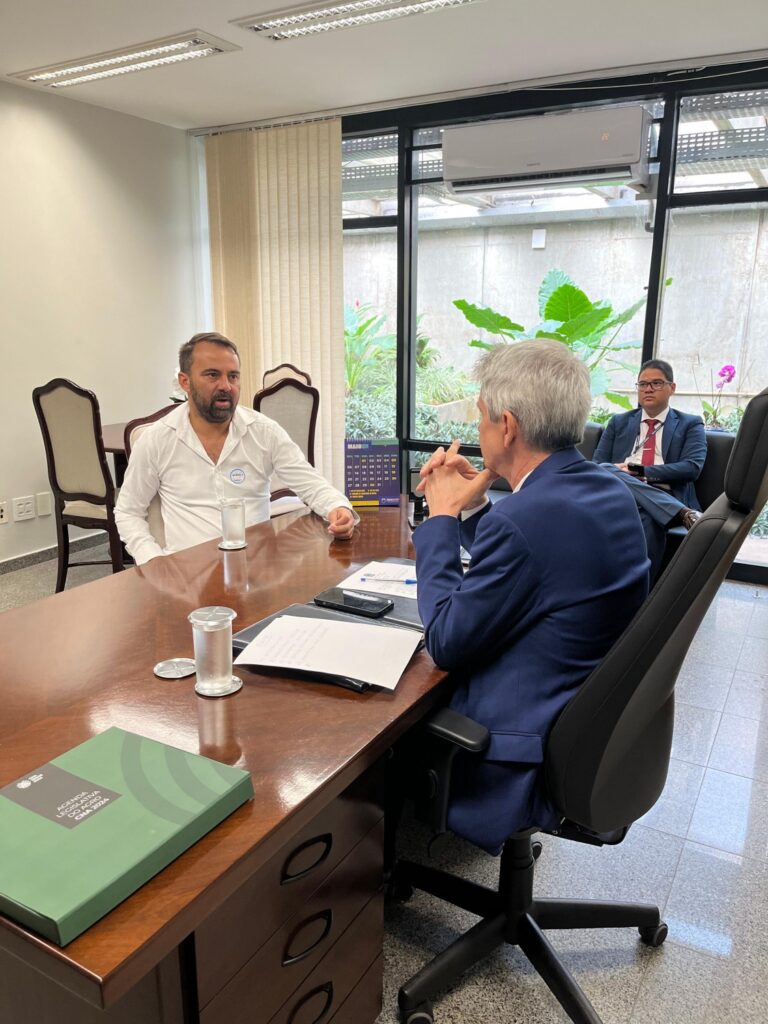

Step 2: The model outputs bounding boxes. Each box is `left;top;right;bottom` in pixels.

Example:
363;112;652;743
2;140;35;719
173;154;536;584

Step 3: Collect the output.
233;614;421;690
339;561;417;600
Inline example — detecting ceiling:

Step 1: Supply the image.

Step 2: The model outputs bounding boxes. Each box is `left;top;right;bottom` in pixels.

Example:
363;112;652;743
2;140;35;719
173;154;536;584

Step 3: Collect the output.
3;0;768;131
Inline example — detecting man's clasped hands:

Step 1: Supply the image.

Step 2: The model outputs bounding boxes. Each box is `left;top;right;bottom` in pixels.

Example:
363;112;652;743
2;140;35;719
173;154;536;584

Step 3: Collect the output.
416;440;498;518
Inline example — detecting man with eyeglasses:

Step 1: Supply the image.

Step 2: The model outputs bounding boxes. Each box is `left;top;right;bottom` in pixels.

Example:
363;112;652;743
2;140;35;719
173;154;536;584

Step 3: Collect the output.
593;359;707;577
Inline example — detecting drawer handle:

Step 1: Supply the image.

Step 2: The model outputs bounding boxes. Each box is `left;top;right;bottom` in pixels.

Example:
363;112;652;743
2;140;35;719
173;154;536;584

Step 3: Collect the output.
282;909;333;967
281;833;333;885
287;982;334;1024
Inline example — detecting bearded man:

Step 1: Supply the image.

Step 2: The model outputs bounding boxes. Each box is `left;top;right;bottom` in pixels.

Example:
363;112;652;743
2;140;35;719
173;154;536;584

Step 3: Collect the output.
116;332;356;564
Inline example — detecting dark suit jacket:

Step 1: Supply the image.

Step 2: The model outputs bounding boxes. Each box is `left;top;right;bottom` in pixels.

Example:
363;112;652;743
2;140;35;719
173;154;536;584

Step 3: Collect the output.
593;407;707;509
412;448;649;853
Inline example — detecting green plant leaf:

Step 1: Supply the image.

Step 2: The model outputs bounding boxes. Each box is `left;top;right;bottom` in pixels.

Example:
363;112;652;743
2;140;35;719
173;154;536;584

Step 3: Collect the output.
602;296;647;330
453;299;523;336
559;306;613;341
468;337;497;350
589;365;611;397
701;400;716;415
544;283;592;323
534;331;567;341
604;391;635;410
536;319;565;333
602;338;642;350
538;269;574;317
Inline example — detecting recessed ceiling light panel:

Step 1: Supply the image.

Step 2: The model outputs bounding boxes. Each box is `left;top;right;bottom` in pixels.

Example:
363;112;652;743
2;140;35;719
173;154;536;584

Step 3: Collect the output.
10;31;239;88
233;0;483;41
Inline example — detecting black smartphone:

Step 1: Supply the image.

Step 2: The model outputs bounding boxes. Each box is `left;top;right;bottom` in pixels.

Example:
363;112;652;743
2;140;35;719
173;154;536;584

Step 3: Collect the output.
627;463;645;478
314;588;394;618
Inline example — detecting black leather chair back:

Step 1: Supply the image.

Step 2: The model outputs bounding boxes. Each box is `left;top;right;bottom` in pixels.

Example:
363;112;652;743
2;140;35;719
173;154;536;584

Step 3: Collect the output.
696;430;736;510
545;387;768;834
576;421;604;460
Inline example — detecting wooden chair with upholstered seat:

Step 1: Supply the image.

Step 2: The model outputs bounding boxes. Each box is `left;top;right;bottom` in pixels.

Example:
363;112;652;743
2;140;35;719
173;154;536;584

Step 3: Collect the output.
253;378;320;501
32;378;123;593
123;405;177;550
262;363;312;389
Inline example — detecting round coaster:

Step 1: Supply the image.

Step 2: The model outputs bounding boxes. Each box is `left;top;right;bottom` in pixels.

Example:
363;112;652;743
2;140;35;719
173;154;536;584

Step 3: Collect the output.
218;540;247;550
154;658;196;679
194;676;243;698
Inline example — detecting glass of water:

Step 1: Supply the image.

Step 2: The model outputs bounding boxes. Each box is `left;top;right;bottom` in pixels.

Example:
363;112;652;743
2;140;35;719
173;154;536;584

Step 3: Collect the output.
188;606;242;697
219;498;246;550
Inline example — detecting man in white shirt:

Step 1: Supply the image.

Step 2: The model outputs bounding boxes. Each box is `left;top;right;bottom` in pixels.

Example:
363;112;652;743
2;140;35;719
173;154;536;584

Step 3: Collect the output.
116;332;357;565
592;359;707;576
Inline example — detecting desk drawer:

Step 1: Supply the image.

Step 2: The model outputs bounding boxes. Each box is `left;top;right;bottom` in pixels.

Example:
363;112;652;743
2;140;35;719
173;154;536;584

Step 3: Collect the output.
268;892;383;1024
197;767;383;1006
200;821;383;1024
329;953;383;1024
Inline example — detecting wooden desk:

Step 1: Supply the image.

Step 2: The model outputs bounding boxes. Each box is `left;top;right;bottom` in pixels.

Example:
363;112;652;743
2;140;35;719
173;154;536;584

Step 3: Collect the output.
0;506;445;1023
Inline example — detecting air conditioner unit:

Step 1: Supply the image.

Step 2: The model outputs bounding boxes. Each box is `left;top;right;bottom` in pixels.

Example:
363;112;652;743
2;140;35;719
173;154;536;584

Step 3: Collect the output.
442;106;651;194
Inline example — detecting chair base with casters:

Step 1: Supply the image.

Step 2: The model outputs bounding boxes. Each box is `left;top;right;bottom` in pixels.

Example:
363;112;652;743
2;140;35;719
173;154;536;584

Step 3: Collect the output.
390;709;667;1024
392;386;768;1024
394;830;666;1024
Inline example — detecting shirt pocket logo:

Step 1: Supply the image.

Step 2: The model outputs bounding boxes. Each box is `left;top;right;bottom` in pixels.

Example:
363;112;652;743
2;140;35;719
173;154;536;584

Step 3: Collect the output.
229;468;246;485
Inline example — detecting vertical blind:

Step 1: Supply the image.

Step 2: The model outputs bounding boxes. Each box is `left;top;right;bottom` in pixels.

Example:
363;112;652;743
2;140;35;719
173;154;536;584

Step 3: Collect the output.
205;118;345;487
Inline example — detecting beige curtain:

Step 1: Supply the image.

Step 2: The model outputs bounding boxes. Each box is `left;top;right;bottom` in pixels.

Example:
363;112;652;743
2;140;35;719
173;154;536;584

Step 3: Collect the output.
205;119;345;487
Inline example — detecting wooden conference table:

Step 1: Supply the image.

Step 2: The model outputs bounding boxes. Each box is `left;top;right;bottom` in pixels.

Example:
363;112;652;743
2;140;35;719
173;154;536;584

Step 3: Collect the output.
0;504;447;1024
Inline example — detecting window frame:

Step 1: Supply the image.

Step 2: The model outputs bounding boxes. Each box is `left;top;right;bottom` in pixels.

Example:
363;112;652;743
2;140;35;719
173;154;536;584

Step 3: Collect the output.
343;60;768;583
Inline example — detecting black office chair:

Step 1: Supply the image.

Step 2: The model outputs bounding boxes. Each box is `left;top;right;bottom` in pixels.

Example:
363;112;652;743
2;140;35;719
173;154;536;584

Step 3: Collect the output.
663;428;736;564
394;386;768;1024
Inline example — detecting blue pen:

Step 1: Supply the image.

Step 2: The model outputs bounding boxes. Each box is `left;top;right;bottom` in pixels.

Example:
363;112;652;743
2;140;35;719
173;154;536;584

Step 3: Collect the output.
360;576;417;584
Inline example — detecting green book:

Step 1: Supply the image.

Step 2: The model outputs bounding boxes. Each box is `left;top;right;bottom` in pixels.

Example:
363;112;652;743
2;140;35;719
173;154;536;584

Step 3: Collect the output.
0;727;253;946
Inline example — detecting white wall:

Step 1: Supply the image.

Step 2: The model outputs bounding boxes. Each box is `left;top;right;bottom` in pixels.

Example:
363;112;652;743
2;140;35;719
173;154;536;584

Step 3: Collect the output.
0;80;203;564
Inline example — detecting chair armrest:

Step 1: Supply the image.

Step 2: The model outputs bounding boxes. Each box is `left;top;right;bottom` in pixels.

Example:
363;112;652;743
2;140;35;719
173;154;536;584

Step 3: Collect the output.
424;708;490;753
409;710;489;835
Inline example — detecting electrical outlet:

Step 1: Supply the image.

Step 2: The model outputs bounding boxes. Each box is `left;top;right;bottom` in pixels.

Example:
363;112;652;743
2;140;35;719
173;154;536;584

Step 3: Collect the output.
12;496;35;522
0;501;7;525
36;491;52;516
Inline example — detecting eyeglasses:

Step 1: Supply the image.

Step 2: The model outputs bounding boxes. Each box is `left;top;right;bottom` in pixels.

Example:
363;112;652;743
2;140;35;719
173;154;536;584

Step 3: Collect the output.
635;379;671;391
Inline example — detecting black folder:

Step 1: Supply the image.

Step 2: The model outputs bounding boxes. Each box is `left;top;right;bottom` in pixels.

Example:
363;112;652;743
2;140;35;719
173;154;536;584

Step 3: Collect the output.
232;604;422;692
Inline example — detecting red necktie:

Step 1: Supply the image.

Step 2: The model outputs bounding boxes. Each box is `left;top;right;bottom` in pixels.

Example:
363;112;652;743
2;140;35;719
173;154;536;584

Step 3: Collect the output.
641;419;658;466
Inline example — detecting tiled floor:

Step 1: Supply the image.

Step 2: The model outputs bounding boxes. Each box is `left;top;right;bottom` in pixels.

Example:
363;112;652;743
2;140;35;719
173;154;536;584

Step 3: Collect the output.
2;556;767;1023
0;543;117;612
378;580;768;1024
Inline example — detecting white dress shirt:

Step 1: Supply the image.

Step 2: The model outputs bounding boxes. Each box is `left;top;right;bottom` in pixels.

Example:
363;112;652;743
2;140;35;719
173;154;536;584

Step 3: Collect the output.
631;407;669;466
115;404;356;565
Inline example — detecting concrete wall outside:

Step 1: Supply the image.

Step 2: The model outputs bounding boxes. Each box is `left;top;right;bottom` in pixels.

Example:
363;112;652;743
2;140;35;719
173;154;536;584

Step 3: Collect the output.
343;204;768;417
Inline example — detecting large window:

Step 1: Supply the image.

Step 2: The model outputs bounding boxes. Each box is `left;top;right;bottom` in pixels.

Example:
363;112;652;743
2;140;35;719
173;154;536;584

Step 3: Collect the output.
342;133;398;441
674;89;768;194
342;68;768;582
658;205;768;568
409;108;660;445
659;86;768;570
343;227;397;439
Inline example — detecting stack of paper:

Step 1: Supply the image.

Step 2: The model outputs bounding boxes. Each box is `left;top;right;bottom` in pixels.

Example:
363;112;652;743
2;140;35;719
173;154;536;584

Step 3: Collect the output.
234;615;421;691
339;561;418;600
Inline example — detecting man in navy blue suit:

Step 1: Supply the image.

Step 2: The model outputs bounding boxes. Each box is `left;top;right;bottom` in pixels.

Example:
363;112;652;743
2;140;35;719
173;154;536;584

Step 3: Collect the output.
412;340;649;853
592;359;707;577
